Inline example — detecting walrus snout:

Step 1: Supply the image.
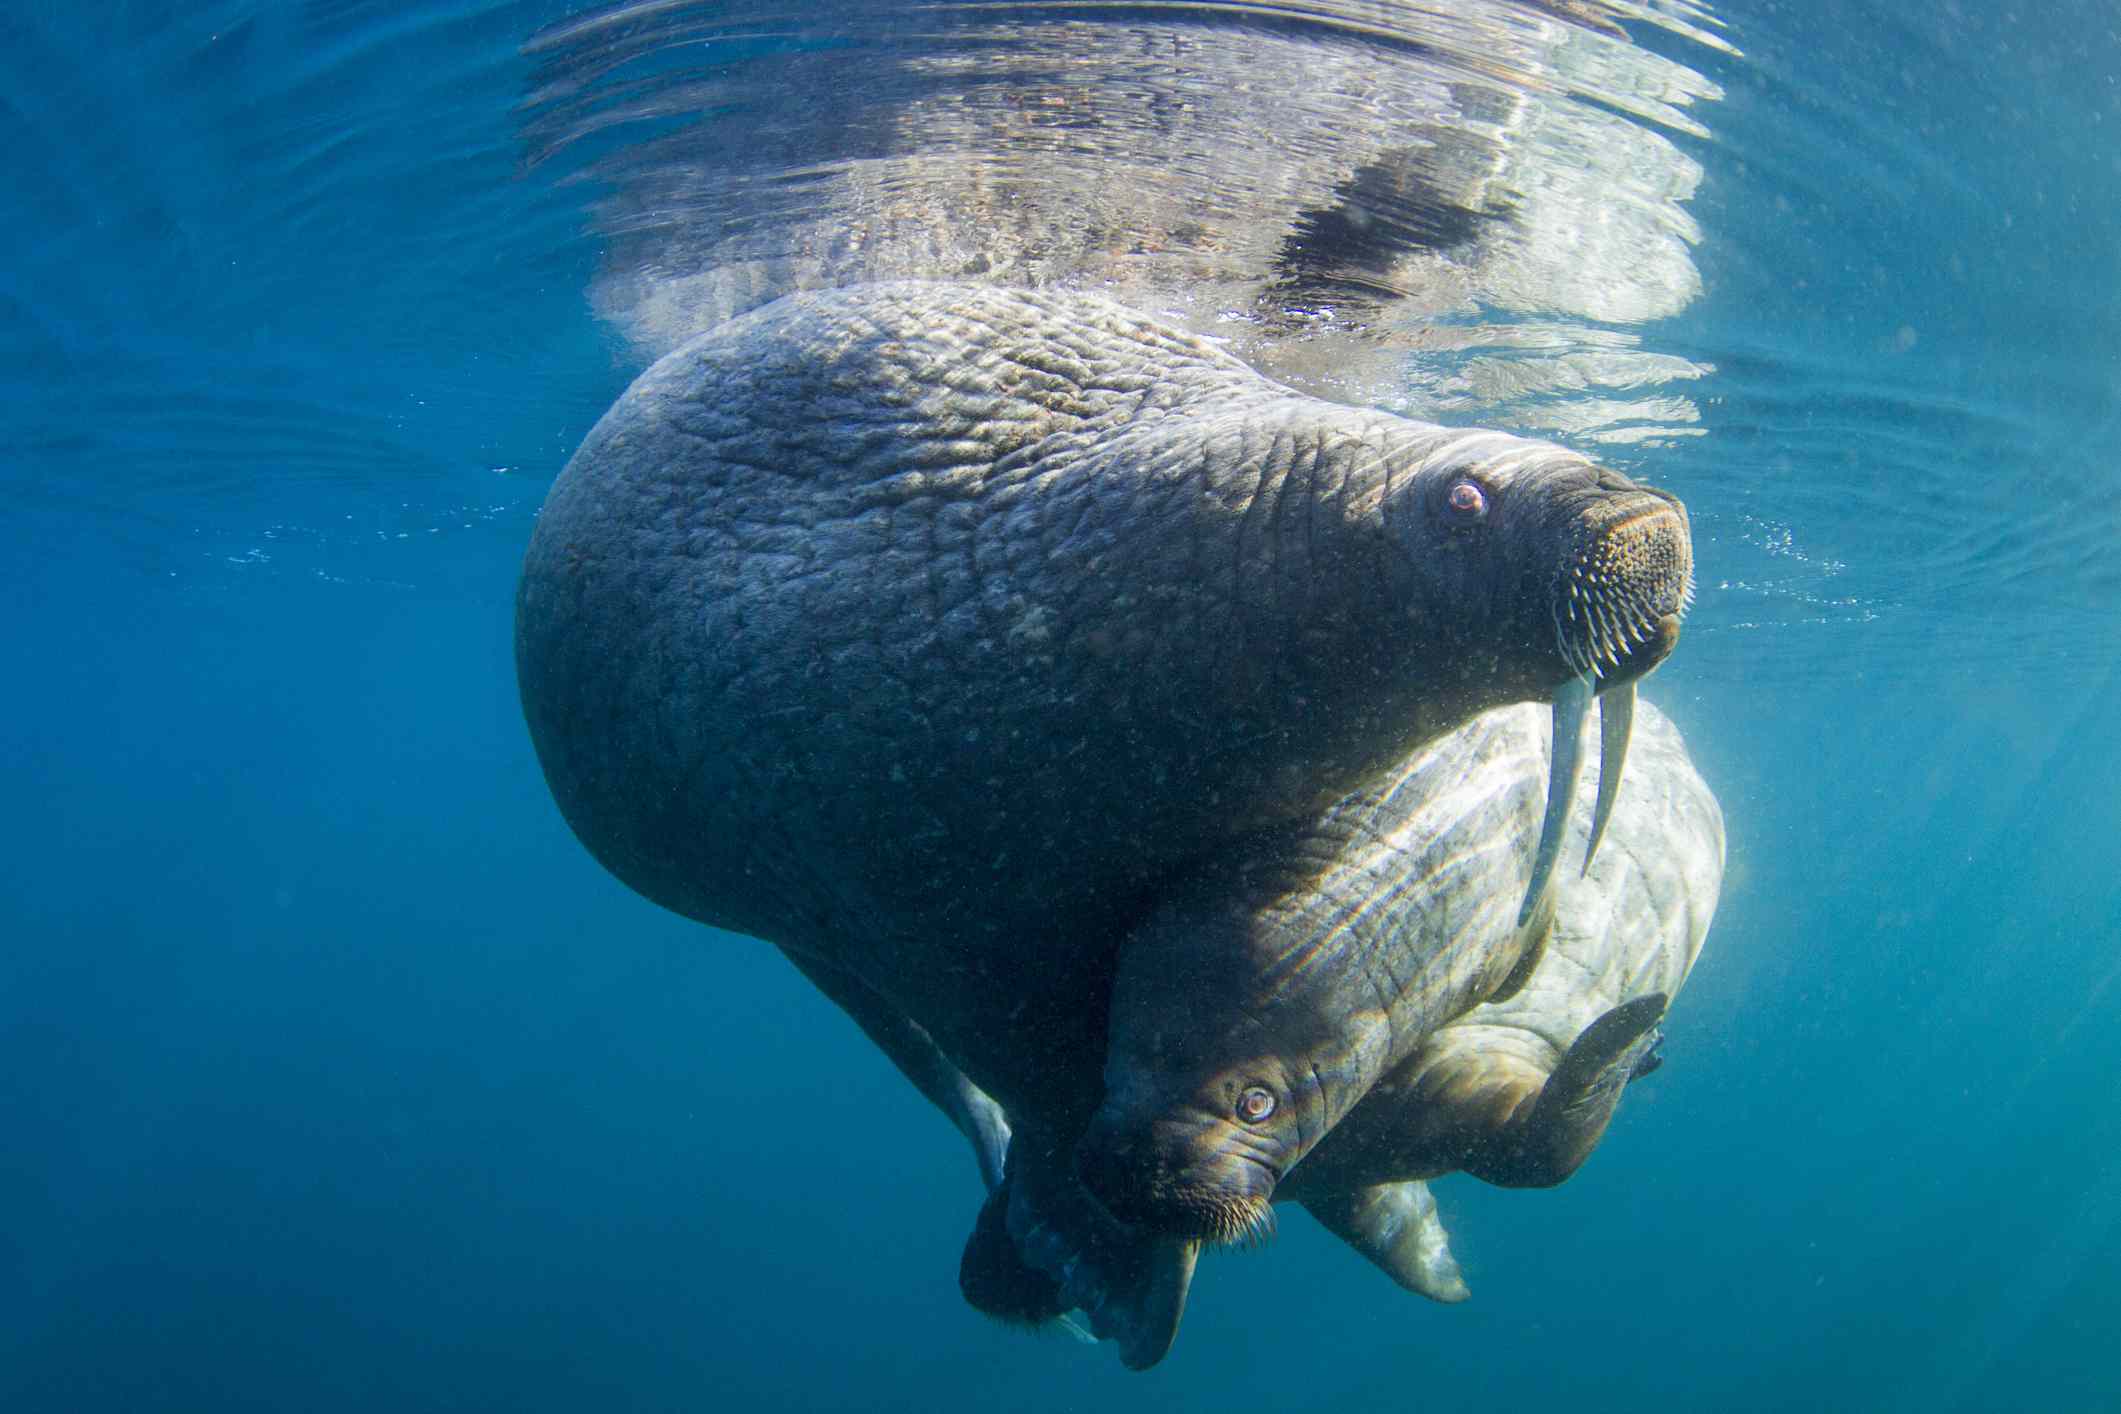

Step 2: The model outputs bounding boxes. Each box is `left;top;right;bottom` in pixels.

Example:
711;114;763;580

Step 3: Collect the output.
1555;480;1693;685
1605;609;1684;688
1075;1115;1279;1246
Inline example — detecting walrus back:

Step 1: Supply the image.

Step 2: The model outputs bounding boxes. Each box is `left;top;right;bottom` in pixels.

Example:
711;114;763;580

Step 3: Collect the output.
516;281;1250;948
516;281;1447;971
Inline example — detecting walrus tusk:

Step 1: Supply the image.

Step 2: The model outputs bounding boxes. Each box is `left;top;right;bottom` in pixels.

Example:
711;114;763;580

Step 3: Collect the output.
1581;681;1636;877
1520;673;1593;927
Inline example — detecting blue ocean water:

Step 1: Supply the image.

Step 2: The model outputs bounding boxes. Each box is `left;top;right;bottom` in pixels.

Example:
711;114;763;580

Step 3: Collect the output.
3;2;2117;1411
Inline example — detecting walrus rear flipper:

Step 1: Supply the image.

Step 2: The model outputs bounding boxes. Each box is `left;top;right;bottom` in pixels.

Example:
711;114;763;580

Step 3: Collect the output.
1466;992;1668;1188
1086;1238;1197;1371
990;1157;1197;1370
961;1180;1068;1325
1302;1180;1469;1304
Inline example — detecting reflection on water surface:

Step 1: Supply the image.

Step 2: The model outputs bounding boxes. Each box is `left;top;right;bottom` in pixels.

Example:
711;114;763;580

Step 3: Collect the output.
520;0;1731;441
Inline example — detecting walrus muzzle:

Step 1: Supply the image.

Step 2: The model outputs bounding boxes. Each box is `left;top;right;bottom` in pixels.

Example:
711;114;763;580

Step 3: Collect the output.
1521;484;1691;927
1074;1114;1280;1248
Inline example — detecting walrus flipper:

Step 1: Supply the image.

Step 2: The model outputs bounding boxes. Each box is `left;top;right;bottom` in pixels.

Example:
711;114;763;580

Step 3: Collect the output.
961;1180;1067;1325
772;955;1110;1351
1466;992;1668;1188
988;1151;1197;1370
1089;1238;1197;1371
1628;1027;1666;1081
1302;1181;1470;1304
777;948;1012;1193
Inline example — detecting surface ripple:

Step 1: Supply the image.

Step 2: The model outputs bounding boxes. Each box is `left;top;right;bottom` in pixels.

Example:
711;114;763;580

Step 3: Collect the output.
518;0;1727;434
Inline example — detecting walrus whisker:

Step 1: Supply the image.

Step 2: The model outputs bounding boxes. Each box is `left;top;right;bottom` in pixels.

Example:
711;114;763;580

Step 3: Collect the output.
1205;1196;1277;1250
1552;594;1597;681
1246;1201;1279;1249
1604;604;1632;654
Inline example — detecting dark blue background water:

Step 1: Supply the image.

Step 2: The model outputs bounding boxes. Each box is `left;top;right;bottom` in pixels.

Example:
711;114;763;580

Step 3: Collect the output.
5;3;2117;1410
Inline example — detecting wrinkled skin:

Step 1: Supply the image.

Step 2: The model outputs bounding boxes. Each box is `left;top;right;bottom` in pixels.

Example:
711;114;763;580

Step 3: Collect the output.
516;280;1692;1366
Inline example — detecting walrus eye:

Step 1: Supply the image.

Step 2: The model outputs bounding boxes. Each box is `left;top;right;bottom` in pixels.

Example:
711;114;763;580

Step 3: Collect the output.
1235;1086;1276;1124
1446;480;1488;520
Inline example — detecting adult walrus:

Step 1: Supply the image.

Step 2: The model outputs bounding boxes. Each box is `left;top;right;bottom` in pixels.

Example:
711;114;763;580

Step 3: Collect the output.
515;278;1692;1365
933;698;1722;1325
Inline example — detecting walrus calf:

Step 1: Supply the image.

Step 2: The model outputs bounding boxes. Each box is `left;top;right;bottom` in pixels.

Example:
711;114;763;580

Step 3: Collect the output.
1073;698;1561;1246
515;281;1693;1364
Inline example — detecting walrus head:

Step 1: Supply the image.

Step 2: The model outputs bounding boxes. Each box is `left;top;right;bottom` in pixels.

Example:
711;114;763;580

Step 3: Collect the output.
1076;931;1356;1247
1372;431;1693;921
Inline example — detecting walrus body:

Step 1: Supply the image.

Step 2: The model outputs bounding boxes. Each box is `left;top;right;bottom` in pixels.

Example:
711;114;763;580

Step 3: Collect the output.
516;279;1692;1366
933;698;1722;1315
1071;696;1560;1242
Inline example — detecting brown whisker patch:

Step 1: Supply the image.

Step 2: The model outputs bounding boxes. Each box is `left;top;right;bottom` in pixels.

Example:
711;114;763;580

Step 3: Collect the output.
1554;500;1693;680
1201;1194;1278;1250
